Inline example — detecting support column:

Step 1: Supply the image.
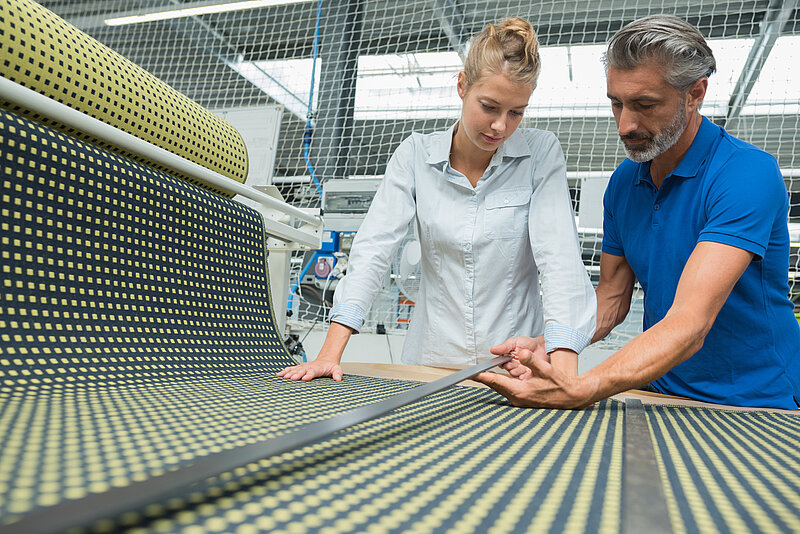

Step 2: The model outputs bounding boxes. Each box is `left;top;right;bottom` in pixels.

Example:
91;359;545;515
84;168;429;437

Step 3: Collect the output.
313;0;364;185
432;0;470;59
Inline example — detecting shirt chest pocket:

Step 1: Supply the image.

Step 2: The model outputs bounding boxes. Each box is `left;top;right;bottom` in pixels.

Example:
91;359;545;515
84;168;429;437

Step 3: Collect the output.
484;187;532;240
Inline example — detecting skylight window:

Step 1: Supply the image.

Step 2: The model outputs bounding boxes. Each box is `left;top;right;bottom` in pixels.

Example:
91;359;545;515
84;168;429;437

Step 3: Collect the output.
231;36;800;121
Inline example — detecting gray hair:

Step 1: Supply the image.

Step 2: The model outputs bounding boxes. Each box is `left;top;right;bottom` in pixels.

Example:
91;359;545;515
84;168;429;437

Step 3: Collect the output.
603;15;716;91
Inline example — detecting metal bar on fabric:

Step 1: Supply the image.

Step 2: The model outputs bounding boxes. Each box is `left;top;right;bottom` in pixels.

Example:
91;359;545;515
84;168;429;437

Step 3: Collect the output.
622;399;672;534
0;356;512;534
0;77;322;229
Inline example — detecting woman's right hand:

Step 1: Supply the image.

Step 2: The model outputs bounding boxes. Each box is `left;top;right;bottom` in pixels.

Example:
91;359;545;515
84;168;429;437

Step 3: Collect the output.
276;359;344;381
277;322;353;382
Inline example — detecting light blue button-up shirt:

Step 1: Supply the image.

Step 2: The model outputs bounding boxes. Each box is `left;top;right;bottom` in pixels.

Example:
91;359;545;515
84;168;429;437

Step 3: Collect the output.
331;125;596;366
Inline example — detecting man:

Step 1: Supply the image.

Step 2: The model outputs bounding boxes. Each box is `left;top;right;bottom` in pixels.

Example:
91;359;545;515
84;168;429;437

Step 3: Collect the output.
475;14;800;410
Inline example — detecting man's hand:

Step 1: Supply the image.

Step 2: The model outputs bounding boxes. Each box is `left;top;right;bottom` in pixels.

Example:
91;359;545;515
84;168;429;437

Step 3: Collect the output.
473;336;590;409
277;360;343;381
489;336;548;380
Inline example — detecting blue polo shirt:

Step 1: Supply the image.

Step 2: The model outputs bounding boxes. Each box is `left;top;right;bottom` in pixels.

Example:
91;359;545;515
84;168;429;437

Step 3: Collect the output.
603;116;800;409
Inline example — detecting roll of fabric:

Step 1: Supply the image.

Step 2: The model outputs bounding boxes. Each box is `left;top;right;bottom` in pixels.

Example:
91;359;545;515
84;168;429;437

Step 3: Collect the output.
0;0;249;188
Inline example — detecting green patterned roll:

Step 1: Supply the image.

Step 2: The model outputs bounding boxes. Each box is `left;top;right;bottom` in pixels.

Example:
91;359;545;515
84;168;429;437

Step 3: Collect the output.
0;0;249;187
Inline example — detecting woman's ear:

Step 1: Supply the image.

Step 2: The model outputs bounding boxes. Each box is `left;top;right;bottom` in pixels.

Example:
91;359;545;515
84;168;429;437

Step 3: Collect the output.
457;71;467;100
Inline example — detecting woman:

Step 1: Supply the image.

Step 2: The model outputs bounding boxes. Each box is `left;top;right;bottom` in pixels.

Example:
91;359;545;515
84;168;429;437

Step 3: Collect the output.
278;17;595;381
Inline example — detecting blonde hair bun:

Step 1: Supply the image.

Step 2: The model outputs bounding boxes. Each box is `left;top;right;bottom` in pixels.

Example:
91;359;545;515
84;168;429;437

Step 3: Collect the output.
464;17;541;89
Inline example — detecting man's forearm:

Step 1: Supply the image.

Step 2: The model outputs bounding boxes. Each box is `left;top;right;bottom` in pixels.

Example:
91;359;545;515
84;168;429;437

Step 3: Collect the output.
592;289;631;343
576;310;707;405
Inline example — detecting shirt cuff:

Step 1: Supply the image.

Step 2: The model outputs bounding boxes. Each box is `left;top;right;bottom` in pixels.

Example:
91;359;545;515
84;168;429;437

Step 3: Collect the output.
544;323;591;354
329;303;366;333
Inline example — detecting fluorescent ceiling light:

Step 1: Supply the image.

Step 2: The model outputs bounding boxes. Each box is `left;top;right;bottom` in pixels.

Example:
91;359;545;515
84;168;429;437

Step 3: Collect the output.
104;0;310;26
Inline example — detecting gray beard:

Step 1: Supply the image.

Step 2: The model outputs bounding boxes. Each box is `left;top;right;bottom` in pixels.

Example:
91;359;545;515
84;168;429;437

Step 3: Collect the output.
622;106;688;163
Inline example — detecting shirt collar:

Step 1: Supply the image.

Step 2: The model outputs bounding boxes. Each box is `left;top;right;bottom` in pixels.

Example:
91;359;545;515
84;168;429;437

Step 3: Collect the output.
670;115;718;178
634;115;719;185
425;123;458;165
425;122;531;165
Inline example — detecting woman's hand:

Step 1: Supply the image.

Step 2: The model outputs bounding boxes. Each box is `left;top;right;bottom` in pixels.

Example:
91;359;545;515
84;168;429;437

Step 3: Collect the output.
277;322;354;382
277;359;344;381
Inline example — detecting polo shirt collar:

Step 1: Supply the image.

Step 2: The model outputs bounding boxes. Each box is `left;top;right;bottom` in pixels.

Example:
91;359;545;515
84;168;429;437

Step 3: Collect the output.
425;122;531;165
634;115;719;185
670;115;718;178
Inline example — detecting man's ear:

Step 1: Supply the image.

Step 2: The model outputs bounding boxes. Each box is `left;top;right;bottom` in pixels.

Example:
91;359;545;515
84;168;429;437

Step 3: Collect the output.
687;77;708;111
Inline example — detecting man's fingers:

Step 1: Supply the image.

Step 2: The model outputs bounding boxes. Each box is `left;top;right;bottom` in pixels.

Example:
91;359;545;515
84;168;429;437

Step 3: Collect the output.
332;367;343;381
512;348;536;367
529;353;553;374
508;365;528;378
473;371;517;396
489;338;517;356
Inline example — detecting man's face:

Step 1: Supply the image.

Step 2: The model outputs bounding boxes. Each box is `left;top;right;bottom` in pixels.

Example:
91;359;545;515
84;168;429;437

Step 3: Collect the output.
607;60;689;162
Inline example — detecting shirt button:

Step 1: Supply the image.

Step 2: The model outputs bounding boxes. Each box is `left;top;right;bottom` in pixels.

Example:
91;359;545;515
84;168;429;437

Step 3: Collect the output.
654;203;661;210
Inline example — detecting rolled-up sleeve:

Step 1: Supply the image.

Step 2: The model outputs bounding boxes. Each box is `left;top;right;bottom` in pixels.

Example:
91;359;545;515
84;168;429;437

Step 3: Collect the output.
330;137;418;332
527;133;597;354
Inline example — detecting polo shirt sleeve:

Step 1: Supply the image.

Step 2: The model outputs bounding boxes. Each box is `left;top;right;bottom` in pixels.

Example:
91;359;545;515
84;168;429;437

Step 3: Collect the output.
601;170;625;257
699;148;786;260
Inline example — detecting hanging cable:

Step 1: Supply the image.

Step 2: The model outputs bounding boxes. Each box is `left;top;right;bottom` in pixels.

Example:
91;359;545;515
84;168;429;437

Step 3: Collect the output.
288;2;324;310
288;251;318;312
303;0;324;196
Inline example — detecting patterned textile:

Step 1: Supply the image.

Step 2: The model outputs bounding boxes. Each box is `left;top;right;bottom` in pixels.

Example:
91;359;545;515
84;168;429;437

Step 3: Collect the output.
646;405;800;534
0;379;625;533
0;0;249;188
0;107;626;533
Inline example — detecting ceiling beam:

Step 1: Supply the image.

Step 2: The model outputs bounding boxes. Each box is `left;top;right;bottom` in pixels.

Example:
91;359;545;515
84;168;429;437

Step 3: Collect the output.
431;0;470;60
723;0;799;127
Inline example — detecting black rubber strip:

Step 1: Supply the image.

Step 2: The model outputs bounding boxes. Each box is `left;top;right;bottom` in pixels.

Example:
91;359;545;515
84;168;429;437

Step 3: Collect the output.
0;355;511;534
623;399;673;534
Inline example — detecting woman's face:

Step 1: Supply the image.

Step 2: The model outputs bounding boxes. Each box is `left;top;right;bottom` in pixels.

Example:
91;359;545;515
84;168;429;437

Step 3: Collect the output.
456;72;533;154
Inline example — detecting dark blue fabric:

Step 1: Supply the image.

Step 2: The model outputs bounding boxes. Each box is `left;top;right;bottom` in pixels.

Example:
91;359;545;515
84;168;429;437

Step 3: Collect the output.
603;116;800;409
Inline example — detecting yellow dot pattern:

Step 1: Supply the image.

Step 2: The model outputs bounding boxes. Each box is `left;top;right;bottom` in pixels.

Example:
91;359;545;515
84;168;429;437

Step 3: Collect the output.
0;383;625;532
0;107;288;384
646;404;800;534
0;106;459;527
0;0;249;193
0;107;626;533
